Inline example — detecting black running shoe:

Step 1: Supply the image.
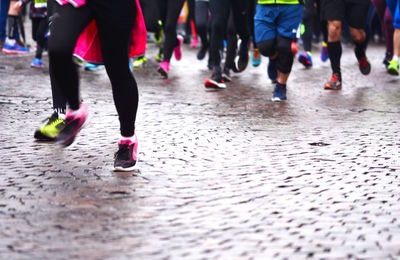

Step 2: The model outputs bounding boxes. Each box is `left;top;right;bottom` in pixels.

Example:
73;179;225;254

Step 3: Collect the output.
114;135;138;172
234;41;249;73
358;56;371;75
197;45;207;60
222;66;232;82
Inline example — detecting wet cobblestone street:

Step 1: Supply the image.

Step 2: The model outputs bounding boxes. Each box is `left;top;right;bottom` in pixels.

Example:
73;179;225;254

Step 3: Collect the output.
0;43;399;259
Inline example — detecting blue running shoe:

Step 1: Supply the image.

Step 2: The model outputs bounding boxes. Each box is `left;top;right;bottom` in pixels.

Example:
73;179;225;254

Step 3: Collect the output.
298;52;312;68
267;58;277;83
84;62;103;71
321;42;328;62
31;58;43;68
2;40;29;54
271;83;287;102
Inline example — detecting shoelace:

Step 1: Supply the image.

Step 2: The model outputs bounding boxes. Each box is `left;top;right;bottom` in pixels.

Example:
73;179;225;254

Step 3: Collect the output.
50;118;65;128
330;74;339;83
114;145;130;160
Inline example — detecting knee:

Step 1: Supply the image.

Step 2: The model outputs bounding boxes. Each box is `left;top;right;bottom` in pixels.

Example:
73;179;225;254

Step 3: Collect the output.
276;36;293;73
350;29;365;43
328;23;341;41
258;39;276;57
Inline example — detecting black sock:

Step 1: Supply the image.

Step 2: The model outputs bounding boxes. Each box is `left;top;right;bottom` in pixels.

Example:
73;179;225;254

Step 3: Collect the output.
354;40;367;59
328;41;342;79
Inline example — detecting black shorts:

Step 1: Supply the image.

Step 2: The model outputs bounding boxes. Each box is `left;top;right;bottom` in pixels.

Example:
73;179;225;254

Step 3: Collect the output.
321;0;370;29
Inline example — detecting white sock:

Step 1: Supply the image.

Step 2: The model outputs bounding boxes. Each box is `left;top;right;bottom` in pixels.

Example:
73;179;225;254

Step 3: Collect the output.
120;135;136;143
5;38;16;45
392;56;399;62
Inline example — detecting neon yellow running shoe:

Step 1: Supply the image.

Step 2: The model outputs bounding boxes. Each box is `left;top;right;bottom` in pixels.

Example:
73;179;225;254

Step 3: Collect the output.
34;112;66;141
133;56;147;68
387;59;399;76
155;48;164;62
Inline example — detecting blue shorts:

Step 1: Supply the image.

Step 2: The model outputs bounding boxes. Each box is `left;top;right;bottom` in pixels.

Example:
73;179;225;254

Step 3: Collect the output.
386;0;400;29
254;4;303;43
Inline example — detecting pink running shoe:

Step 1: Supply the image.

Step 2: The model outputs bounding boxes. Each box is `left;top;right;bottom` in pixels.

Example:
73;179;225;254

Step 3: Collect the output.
191;37;198;48
56;104;87;146
158;61;169;79
174;35;183;61
114;134;138;172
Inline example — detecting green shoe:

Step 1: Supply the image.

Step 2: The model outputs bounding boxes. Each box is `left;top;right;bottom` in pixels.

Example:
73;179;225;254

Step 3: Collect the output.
387;59;399;76
155;47;164;63
133;56;147;68
34;112;66;141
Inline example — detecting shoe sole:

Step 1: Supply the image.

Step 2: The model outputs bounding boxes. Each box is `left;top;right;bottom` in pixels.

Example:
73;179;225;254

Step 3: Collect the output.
324;84;342;90
204;78;226;89
271;97;287;102
2;49;29;54
157;67;168;79
34;130;56;142
387;68;399;76
234;55;249;73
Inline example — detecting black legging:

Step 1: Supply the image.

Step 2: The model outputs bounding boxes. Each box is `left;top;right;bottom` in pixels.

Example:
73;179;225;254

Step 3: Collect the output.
209;0;250;70
31;17;48;59
195;0;209;50
301;0;315;52
159;0;185;62
47;0;66;114
139;0;162;33
48;0;138;137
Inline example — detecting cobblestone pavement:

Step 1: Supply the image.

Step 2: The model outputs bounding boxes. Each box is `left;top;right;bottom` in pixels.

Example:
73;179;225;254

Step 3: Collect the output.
0;41;399;260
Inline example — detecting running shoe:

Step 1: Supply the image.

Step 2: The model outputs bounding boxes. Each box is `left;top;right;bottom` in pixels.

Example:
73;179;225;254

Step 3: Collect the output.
267;58;277;83
383;52;393;68
205;72;226;89
324;73;342;90
155;48;164;62
133;56;147;68
271;83;287;102
222;66;232;83
321;42;328;62
298;52;312;68
34;112;65;141
114;135;138;171
251;48;261;67
387;59;399;76
191;37;198;48
2;39;29;54
72;54;84;67
174;35;183;61
56;104;87;147
31;58;43;68
158;61;169;79
197;45;207;60
85;63;103;71
357;56;371;75
235;41;249;72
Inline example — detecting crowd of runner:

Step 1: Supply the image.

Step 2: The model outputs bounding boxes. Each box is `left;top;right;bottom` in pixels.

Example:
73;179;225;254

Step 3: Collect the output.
0;0;399;171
